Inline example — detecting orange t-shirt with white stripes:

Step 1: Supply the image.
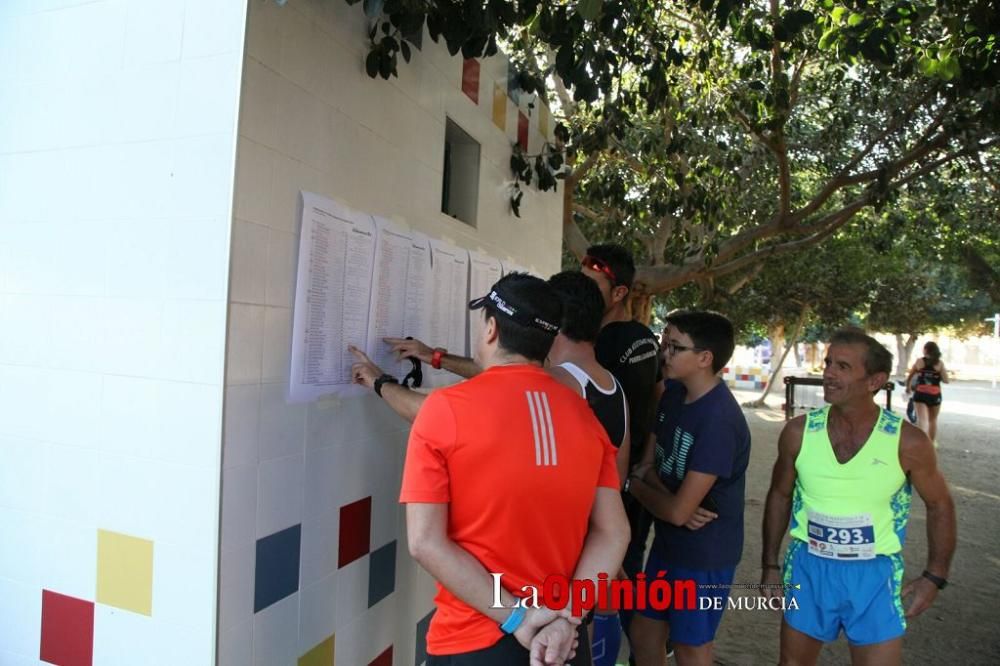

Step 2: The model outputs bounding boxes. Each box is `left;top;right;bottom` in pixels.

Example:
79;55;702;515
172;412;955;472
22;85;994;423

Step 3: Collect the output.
399;364;620;656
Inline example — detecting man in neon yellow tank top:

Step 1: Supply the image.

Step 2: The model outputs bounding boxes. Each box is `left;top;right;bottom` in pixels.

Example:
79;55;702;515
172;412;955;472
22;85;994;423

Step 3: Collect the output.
761;328;956;665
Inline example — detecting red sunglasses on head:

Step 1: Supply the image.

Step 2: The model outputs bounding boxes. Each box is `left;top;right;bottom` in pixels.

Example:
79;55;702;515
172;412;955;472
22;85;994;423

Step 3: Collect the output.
582;255;618;285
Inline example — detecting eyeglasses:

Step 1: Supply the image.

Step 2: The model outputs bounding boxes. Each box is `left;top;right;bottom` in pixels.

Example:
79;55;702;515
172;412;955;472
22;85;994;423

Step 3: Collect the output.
581;255;618;285
663;342;706;356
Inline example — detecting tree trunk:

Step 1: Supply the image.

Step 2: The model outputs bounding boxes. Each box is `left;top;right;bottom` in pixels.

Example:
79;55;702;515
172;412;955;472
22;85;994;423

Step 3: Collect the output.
747;307;808;408
628;291;654;326
894;333;918;377
768;323;785;377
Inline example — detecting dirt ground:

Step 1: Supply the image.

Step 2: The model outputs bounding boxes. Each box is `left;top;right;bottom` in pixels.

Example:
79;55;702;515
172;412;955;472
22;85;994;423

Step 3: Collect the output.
624;380;1000;665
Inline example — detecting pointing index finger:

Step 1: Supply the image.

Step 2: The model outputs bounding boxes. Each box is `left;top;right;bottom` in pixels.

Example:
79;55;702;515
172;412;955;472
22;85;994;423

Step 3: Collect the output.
348;345;371;361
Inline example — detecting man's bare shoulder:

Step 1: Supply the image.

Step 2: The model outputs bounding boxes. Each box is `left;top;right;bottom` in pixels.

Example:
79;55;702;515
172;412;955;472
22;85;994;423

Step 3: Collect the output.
780;414;808;439
898;420;934;472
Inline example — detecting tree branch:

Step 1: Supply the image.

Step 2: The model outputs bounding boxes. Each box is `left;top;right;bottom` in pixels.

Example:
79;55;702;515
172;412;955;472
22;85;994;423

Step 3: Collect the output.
725;262;766;295
709;196;869;280
888;137;1000;191
837;88;941;179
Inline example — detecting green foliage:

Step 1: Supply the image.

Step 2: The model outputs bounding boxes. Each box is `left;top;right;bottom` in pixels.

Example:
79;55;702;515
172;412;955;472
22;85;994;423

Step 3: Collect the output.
336;0;998;303
720;234;882;336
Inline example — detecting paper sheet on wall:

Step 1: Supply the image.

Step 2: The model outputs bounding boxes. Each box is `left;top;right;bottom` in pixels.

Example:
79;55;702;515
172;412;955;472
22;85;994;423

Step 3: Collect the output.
402;231;433;348
289;191;376;402
366;218;432;375
468;251;503;350
427;240;470;386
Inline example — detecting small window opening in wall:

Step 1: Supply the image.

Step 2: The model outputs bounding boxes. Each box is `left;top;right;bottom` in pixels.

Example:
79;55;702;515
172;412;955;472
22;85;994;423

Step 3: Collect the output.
441;118;480;226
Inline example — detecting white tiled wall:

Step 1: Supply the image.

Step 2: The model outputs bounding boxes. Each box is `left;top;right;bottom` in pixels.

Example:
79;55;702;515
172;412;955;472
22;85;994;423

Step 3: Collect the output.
220;0;564;664
0;0;245;664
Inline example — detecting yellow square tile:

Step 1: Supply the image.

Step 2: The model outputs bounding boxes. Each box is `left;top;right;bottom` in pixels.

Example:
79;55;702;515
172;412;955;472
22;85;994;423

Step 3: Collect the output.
96;529;154;616
492;84;507;131
299;635;334;666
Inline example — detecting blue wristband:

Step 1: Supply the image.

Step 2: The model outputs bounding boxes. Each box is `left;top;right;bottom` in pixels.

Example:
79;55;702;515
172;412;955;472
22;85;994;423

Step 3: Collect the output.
499;605;527;634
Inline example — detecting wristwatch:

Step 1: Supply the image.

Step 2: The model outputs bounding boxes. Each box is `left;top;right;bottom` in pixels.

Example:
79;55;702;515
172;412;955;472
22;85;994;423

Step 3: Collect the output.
921;570;948;590
373;374;399;398
431;348;447;370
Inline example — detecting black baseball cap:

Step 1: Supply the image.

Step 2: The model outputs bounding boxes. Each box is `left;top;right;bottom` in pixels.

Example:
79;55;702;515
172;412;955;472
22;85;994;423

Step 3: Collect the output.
469;285;560;334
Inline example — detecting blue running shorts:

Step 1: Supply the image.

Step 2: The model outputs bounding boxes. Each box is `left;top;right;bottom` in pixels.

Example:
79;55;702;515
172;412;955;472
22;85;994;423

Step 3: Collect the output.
638;549;735;646
783;539;906;646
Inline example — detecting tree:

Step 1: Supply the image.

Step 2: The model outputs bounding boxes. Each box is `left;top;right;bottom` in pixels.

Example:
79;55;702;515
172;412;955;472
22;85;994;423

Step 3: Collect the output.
718;234;880;405
561;0;999;318
867;248;993;373
345;0;999;319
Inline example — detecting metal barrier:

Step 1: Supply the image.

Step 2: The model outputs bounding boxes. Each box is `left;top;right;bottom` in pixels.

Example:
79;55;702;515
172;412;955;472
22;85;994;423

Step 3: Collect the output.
783;376;894;420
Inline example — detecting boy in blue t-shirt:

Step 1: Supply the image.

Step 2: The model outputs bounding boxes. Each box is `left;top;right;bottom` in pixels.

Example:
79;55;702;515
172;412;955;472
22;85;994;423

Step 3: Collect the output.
624;310;750;665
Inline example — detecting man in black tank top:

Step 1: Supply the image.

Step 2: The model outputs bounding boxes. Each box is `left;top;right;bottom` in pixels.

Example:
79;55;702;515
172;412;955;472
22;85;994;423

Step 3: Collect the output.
547;271;630;466
581;244;662;662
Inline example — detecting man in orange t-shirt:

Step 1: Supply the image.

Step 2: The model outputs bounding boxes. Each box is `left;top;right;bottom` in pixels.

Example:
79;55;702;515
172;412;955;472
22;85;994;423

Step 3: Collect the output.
401;273;630;665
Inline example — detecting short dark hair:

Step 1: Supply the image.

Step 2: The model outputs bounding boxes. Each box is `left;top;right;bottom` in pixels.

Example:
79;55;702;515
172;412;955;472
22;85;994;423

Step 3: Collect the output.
482;273;562;362
547;271;604;343
664;310;735;374
829;328;893;377
585;243;636;289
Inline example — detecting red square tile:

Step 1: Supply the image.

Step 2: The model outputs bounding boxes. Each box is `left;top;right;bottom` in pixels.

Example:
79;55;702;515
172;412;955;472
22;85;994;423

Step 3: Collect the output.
339;496;372;568
517;111;529;152
462;59;480;104
40;590;94;666
369;645;393;666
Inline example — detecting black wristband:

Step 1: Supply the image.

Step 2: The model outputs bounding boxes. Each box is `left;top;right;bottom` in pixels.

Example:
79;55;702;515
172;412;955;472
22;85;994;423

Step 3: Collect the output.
373;374;399;397
921;570;948;590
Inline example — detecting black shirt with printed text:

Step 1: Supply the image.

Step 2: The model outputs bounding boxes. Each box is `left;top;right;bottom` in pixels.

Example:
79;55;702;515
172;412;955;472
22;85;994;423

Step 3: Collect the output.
594;320;661;464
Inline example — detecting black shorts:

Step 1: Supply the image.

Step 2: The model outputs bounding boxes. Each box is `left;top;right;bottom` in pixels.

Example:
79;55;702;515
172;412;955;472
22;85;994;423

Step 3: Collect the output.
427;624;591;666
912;392;942;407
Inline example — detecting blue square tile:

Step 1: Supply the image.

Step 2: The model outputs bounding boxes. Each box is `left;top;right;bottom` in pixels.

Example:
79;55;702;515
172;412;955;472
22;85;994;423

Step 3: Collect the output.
414;609;434;666
254;524;301;613
368;541;396;608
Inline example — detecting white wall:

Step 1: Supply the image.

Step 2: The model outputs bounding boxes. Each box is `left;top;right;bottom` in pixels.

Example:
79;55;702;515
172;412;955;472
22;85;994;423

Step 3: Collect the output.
220;1;564;664
0;1;245;664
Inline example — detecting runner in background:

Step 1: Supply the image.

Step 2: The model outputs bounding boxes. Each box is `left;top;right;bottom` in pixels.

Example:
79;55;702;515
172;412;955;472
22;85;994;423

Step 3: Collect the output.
905;341;950;445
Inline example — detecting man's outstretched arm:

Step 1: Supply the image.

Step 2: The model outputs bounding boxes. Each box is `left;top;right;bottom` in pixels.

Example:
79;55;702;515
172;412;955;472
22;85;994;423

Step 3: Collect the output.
384;337;481;379
350;345;427;422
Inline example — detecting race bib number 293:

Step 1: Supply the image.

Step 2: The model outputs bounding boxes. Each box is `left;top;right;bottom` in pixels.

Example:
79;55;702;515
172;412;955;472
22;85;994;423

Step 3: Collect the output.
806;511;876;560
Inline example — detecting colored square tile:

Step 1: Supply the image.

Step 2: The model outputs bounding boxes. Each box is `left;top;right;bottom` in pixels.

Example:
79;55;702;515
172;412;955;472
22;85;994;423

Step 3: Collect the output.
40;590;94;666
255;524;302;612
370;645;392;666
299;635;334;666
96;529;154;616
414;609;434;666
462;59;480;104
491;85;506;131
338;497;371;569
517;112;529;152
367;540;396;608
